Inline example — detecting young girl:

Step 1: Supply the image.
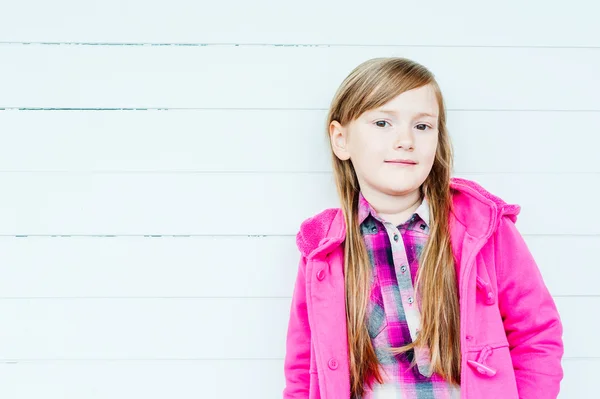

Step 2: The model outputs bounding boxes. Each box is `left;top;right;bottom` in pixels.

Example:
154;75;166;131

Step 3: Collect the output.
282;57;564;399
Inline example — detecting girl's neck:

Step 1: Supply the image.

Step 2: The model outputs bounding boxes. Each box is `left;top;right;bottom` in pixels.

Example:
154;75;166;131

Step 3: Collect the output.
360;187;423;226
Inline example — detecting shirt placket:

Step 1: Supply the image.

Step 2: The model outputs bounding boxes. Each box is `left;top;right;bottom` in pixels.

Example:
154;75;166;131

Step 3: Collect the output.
380;219;433;378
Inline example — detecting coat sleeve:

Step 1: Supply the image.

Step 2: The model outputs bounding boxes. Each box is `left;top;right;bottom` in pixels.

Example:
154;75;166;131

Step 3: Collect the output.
494;215;565;398
283;255;311;398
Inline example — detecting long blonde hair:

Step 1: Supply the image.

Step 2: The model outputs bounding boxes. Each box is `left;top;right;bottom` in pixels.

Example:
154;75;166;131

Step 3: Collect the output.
326;57;460;397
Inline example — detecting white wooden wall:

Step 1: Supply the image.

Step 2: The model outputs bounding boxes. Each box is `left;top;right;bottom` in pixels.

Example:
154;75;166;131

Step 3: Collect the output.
0;1;598;398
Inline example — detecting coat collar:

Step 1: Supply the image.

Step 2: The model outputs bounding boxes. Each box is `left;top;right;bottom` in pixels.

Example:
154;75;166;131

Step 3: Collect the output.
296;177;521;260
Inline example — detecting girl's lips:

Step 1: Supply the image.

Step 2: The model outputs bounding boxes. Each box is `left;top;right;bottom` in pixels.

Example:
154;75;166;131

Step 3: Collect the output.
385;160;417;165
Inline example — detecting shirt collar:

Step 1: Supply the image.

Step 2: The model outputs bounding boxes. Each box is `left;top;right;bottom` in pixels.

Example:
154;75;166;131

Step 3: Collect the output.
358;191;430;227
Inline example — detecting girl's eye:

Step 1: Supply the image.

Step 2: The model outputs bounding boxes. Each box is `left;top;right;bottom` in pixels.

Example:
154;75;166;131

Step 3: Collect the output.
375;121;431;130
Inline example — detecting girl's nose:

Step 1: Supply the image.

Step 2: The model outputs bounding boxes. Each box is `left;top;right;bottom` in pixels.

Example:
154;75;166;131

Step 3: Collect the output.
394;128;415;149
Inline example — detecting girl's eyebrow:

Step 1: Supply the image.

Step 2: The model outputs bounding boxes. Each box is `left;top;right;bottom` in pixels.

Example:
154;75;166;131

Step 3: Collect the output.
375;109;438;119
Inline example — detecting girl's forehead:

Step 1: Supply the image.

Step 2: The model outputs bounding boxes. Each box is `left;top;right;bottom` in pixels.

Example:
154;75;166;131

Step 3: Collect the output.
372;85;439;112
368;108;438;119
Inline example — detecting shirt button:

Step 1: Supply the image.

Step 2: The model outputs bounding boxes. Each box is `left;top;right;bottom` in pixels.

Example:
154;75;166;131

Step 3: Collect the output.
420;224;426;230
407;296;414;304
371;226;377;233
316;269;325;281
400;265;407;273
328;358;338;370
393;234;399;242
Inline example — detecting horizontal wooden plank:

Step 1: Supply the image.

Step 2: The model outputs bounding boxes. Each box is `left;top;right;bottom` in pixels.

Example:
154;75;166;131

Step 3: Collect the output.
0;1;597;47
0;358;589;398
0;297;592;359
526;236;600;297
0;235;597;298
557;359;599;399
0;360;284;399
0;173;596;235
0;236;299;298
0;109;598;173
0;298;289;360
0;45;599;110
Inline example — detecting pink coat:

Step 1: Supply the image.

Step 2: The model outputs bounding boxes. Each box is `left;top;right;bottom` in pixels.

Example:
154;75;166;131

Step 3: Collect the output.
283;177;564;399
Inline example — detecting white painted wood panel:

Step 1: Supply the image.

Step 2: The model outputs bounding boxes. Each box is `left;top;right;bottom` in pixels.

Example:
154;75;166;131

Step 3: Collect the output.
0;237;299;298
0;236;597;298
0;45;599;110
0;110;599;174
0;297;592;359
1;1;596;396
0;359;591;398
558;359;599;399
0;360;284;398
0;173;596;235
0;1;597;47
0;359;600;399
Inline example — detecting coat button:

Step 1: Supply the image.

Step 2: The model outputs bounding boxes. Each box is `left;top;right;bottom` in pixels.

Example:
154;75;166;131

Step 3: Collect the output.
467;360;497;377
328;358;338;370
316;269;325;281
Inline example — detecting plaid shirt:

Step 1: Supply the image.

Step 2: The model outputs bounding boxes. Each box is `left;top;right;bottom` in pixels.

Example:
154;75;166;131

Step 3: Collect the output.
358;191;461;399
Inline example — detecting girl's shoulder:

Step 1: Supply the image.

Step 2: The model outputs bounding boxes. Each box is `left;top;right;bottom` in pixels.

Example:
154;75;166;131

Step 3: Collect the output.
295;207;344;258
449;177;522;237
450;177;521;219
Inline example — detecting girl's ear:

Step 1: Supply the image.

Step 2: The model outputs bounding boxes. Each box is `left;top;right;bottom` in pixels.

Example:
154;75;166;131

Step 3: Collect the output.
329;120;351;161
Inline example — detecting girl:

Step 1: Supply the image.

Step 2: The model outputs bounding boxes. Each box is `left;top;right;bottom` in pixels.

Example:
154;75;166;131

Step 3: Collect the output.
282;57;564;399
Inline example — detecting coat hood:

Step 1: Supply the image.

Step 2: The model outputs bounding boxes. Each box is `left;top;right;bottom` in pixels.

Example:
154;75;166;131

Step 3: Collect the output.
296;177;521;260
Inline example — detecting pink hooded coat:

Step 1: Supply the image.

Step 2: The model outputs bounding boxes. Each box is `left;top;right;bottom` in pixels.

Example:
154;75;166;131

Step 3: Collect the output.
283;177;564;398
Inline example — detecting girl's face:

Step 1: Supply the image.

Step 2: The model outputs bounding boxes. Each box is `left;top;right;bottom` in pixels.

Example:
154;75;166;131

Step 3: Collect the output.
330;84;439;197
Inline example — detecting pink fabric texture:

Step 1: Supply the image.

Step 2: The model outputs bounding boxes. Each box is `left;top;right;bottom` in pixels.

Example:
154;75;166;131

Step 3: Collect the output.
282;177;564;399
